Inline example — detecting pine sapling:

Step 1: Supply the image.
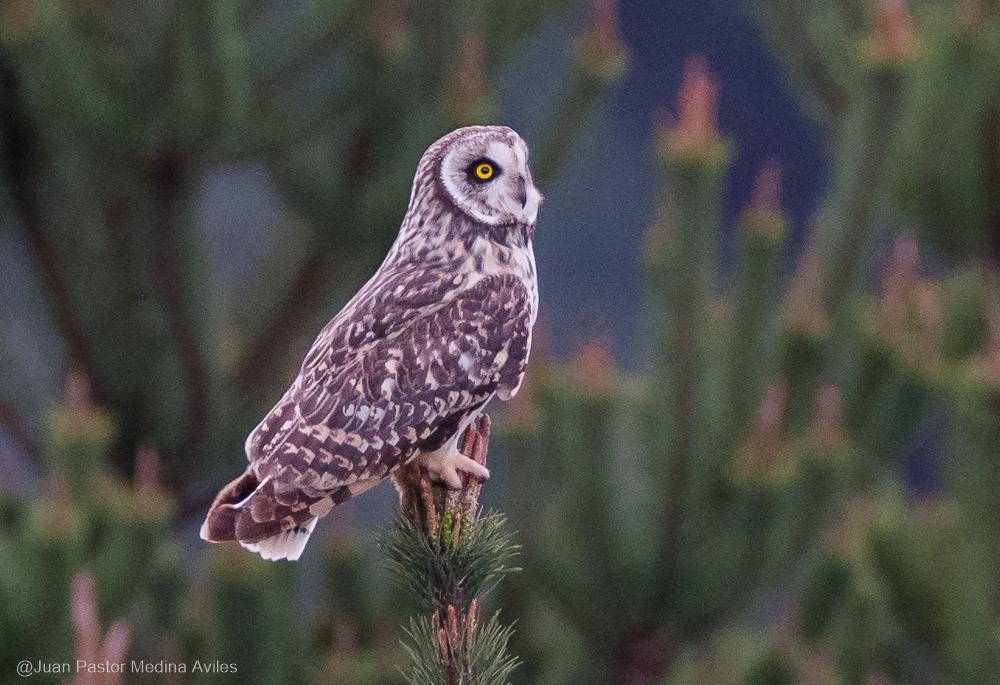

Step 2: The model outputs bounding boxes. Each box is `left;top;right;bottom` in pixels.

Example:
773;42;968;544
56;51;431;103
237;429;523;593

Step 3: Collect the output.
385;416;521;685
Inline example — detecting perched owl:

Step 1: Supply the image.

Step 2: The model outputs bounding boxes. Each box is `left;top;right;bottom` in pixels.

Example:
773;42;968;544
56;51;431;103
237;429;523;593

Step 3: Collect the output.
200;126;542;561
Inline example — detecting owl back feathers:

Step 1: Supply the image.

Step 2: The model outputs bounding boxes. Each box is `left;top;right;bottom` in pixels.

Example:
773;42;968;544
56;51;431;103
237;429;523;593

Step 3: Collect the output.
200;275;532;560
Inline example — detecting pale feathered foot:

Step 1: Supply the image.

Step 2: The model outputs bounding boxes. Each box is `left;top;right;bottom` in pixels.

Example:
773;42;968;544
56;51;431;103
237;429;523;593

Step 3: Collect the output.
440;450;490;489
392;415;492;518
423;442;490;489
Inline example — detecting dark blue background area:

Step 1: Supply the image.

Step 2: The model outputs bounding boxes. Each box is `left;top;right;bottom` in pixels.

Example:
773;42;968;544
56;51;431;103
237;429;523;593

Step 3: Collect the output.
498;0;829;368
618;0;828;239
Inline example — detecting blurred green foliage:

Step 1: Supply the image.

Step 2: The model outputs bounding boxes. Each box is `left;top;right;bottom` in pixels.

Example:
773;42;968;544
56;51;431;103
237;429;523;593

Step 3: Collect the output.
0;381;415;683
494;2;1000;683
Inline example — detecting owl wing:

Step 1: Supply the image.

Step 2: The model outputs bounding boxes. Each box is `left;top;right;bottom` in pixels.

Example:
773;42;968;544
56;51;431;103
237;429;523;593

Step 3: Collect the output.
235;273;531;539
243;261;459;464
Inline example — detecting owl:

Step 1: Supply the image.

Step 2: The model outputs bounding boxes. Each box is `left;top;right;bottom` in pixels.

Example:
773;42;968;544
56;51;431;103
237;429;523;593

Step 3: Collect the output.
200;126;542;561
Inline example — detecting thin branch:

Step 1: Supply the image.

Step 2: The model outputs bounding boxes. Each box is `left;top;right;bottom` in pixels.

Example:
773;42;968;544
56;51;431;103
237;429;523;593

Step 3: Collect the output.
650;172;718;613
233;248;331;390
0;55;108;403
754;0;848;123
981;104;1000;269
658;302;693;583
149;152;211;480
822;74;901;308
233;123;377;390
532;75;603;188
714;492;777;619
68;571;130;685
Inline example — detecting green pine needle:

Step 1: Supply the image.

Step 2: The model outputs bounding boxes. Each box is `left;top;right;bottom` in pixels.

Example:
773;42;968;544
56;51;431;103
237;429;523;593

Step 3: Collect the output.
399;612;520;685
466;612;521;684
399;616;448;685
382;510;521;611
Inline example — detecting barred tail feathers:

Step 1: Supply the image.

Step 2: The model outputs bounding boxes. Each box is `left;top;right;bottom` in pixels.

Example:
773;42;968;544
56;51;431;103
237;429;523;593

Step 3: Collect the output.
199;468;265;543
200;469;321;561
240;518;318;561
201;467;381;561
200;462;393;561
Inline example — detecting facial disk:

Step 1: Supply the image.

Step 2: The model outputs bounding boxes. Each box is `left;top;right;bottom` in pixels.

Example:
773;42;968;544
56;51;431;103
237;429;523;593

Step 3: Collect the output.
438;127;543;226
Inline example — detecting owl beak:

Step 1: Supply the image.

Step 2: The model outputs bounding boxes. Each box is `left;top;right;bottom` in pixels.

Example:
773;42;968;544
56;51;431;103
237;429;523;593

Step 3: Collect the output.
516;176;528;209
508;173;542;225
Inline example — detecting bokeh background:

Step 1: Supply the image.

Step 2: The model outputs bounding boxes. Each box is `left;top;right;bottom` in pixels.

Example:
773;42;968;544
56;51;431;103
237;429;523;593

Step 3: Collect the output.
1;0;999;683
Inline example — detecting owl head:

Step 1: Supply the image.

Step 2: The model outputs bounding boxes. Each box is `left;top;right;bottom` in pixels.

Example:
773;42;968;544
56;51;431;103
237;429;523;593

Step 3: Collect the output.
416;126;543;228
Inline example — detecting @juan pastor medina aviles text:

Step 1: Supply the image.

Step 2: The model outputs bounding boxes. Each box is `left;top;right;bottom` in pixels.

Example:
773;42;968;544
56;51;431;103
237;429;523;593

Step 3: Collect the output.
17;660;237;677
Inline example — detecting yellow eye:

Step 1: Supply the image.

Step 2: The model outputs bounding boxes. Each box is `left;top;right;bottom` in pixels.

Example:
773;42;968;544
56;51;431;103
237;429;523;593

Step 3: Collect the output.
473;162;494;181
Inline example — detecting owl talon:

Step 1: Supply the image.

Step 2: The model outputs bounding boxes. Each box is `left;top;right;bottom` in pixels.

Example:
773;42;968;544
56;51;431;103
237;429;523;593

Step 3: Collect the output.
420;444;490;490
457;454;491;486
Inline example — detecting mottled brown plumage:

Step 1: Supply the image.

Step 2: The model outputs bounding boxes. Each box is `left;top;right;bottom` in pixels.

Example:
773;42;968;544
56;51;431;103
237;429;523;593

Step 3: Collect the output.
201;126;541;560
